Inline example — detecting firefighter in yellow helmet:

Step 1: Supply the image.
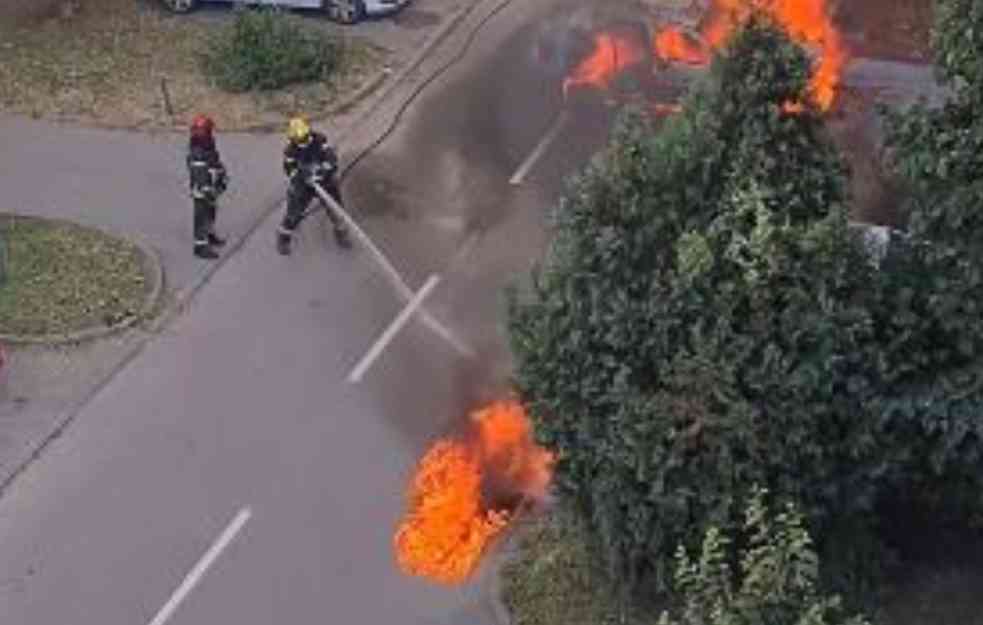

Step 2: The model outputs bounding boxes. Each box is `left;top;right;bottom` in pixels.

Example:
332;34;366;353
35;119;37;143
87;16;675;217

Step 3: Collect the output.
277;116;350;255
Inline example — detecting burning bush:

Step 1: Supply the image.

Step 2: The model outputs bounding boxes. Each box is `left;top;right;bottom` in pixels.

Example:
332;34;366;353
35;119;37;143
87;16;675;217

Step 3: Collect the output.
509;11;983;601
393;399;553;585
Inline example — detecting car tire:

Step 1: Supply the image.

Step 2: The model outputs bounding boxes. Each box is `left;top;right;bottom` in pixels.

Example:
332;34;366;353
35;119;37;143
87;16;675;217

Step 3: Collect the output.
329;0;366;25
161;0;198;13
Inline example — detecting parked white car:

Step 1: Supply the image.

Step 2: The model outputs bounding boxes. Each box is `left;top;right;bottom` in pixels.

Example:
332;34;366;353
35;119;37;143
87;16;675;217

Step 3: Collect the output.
161;0;410;25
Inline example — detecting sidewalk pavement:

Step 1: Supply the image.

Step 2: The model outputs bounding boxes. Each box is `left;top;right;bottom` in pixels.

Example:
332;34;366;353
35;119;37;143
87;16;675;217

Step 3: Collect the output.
0;0;482;491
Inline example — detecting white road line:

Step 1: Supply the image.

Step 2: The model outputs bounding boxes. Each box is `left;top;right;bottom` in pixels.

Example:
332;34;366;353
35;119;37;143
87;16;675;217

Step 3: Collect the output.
147;507;252;625
311;182;474;358
348;274;442;384
509;111;570;185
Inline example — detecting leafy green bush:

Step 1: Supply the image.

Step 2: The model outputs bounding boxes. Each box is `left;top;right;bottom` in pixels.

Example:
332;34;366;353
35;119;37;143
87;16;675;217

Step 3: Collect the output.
657;488;870;625
200;7;339;92
509;10;983;599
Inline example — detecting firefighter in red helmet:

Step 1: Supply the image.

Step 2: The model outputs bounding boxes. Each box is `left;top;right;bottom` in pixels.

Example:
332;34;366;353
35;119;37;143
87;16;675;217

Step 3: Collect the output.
187;114;228;259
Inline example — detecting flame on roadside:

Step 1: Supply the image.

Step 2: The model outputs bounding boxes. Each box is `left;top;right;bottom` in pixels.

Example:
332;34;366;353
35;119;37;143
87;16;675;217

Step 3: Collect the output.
393;399;554;585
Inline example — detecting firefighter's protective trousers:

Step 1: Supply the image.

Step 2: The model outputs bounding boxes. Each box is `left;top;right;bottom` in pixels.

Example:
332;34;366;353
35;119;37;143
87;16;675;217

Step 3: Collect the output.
280;180;344;235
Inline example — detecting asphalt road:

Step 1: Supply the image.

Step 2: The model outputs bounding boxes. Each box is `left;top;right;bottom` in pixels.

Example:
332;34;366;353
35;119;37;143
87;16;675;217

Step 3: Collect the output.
0;0;618;623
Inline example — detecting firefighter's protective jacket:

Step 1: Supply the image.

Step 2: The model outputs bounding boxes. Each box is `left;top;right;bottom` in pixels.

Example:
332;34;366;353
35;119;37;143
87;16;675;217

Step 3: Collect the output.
283;132;338;185
187;143;227;202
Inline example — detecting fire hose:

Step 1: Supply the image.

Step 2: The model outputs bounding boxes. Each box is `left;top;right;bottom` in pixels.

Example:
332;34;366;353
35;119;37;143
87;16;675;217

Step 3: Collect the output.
339;0;518;183
309;180;473;359
313;0;521;373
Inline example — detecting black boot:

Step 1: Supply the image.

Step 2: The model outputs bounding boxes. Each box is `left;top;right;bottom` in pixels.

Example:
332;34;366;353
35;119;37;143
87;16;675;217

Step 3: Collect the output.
334;225;352;249
194;242;219;259
208;232;227;247
277;232;292;256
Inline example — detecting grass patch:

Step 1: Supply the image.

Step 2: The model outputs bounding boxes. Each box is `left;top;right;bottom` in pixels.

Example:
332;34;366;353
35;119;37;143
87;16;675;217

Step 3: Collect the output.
0;215;148;337
0;0;381;129
501;509;649;625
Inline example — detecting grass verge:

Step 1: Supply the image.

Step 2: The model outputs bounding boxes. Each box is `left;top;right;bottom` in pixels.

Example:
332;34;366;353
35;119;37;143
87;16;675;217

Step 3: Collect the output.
0;0;381;129
501;509;648;625
0;215;149;337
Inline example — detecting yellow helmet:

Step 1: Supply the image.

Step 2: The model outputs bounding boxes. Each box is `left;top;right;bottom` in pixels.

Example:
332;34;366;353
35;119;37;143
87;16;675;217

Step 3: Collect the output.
287;117;311;143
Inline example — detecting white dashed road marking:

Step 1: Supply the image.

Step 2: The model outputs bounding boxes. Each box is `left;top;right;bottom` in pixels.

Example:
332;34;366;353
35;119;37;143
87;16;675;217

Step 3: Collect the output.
147;507;252;625
348;274;443;384
509;111;570;185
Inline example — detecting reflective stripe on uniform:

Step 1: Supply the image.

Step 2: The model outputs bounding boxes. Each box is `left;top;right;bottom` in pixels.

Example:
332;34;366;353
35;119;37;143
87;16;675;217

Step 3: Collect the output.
278;226;294;236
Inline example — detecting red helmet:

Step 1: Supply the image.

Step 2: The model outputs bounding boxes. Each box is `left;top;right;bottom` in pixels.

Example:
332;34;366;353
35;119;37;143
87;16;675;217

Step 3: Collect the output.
190;114;215;139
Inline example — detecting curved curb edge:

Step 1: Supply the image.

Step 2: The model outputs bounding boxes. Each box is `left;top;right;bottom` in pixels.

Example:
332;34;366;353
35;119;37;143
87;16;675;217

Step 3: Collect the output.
0;223;165;346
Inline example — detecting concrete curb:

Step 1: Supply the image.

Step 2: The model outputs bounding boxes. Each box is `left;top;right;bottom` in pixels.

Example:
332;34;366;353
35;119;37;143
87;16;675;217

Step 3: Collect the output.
0;0;491;495
0;219;165;346
484;497;557;625
480;520;529;625
488;552;514;625
480;503;543;625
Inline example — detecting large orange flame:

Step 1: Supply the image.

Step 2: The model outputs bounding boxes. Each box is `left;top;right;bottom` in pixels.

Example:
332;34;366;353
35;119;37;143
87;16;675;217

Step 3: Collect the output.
654;0;849;111
563;30;649;98
393;399;554;585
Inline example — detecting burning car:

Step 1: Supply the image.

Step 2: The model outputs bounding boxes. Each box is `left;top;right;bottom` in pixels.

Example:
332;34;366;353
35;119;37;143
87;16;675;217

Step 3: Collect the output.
159;0;410;24
535;0;854;119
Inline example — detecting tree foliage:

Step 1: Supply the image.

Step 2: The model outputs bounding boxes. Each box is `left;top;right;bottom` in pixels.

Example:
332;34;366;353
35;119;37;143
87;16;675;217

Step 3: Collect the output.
509;12;983;595
881;0;983;251
657;488;870;625
930;0;983;93
878;0;983;518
